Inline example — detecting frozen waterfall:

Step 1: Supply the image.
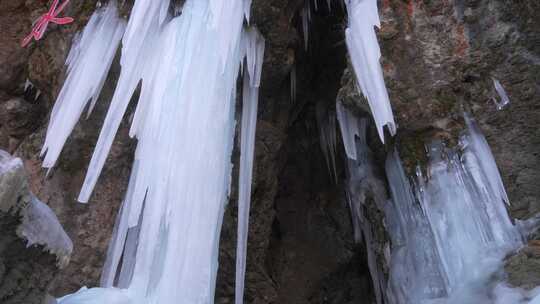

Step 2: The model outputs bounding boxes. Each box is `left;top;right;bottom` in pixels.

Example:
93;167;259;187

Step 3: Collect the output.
342;110;540;304
42;0;264;303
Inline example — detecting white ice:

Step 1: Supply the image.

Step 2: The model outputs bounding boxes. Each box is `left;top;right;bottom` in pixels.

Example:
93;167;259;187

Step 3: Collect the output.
382;114;532;303
343;117;388;304
492;78;511;110
77;0;170;203
236;27;265;304
336;99;361;160
18;195;73;268
40;2;125;171
47;0;262;303
344;0;396;143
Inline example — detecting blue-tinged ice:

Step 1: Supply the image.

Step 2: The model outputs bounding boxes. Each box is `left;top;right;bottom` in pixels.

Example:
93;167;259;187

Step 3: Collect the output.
383;115;534;303
340;108;539;303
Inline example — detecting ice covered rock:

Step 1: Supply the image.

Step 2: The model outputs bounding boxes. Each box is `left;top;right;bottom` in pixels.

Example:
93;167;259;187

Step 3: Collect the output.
18;195;73;268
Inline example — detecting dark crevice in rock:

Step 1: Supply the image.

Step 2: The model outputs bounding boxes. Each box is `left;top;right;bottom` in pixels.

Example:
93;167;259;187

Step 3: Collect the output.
267;4;376;304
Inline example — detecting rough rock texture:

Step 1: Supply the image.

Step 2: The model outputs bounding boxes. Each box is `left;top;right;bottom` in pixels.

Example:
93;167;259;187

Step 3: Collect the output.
0;0;135;297
0;150;71;304
505;240;540;291
0;0;539;303
338;0;540;296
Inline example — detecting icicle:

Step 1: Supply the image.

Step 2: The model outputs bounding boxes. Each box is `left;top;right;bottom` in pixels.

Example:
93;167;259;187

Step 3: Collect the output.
463;112;510;205
344;0;396;143
290;65;297;103
492;78;510;110
336;99;361;160
236;28;265;304
77;0;170;203
378;114;527;303
24;78;34;91
301;2;310;50
40;2;125;171
243;0;253;23
316;101;338;183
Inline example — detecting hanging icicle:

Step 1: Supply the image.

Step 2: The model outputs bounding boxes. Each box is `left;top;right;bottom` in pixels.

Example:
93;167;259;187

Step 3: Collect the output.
344;0;396;143
44;0;265;303
235;27;265;304
40;2;125;171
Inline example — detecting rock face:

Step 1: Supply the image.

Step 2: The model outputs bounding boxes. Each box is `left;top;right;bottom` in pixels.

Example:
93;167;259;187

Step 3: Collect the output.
0;0;539;303
0;150;72;304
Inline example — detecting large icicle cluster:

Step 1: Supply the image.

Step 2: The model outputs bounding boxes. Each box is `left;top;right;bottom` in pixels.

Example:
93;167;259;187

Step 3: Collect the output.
344;0;396;143
40;0;265;303
41;2;125;170
342;109;539;303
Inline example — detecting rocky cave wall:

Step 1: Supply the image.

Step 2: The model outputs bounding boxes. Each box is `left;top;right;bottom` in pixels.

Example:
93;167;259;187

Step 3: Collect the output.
0;0;539;303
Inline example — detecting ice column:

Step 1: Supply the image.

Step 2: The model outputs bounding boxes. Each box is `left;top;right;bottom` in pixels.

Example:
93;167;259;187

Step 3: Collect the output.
47;0;262;303
344;0;396;143
40;2;125;170
236;27;265;304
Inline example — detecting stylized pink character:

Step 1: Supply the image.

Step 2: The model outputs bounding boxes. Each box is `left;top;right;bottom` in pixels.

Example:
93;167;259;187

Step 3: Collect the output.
21;0;74;47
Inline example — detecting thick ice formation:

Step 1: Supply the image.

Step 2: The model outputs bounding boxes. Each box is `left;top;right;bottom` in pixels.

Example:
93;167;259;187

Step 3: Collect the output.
386;125;528;302
341;109;538;303
344;0;396;143
43;0;263;303
236;27;265;304
40;2;125;170
18;195;73;268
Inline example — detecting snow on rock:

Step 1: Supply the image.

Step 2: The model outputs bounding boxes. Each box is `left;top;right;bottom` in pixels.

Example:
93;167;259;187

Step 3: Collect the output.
40;2;126;171
0;150;27;212
1;150;73;268
344;0;396;143
18;195;73;268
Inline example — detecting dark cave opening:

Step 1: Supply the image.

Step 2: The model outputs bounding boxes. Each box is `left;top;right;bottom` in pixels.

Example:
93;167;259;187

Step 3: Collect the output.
267;3;377;303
